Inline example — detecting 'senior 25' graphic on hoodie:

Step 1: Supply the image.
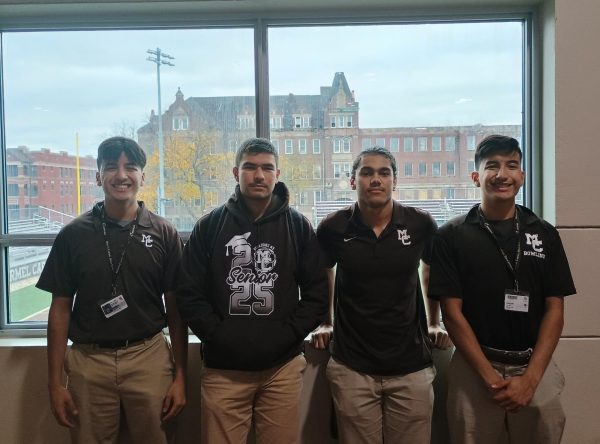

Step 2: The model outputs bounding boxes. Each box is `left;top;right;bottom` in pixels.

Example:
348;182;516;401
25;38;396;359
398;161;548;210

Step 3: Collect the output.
225;232;279;316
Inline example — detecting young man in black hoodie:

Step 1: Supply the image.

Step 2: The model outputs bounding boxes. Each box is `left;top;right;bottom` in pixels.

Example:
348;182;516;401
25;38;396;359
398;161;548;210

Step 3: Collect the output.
177;137;328;444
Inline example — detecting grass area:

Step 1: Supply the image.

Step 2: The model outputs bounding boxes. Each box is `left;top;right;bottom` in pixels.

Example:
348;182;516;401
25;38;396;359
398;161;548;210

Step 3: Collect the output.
9;284;52;322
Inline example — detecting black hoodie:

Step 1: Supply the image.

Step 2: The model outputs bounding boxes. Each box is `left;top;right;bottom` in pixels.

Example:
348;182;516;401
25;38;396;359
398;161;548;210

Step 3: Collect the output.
178;182;328;370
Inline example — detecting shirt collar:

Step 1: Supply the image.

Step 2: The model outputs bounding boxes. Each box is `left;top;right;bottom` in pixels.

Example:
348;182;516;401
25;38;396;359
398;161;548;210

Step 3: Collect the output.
92;201;153;228
465;203;540;227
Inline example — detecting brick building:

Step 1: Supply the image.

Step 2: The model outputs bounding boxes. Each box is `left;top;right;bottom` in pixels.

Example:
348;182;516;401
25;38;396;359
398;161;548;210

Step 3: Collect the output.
137;71;521;224
6;146;101;228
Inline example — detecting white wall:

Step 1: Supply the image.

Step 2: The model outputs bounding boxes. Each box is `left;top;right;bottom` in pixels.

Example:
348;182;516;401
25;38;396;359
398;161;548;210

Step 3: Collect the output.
551;0;600;443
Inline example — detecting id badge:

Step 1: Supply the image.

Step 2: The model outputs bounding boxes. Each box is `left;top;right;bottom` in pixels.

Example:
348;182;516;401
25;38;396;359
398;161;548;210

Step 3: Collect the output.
504;290;530;313
100;295;128;318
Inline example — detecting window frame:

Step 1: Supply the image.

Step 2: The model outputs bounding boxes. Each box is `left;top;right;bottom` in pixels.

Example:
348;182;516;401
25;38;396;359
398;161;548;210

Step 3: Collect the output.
0;9;535;332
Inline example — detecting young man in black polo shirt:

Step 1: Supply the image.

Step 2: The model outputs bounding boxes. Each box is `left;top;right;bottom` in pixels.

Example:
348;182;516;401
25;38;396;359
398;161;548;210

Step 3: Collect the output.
428;135;576;444
37;137;188;444
313;147;451;444
177;138;328;444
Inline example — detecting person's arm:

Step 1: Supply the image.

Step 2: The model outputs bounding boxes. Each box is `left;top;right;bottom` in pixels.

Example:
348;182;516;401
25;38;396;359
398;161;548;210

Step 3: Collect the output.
441;297;504;390
492;296;564;410
310;267;335;350
421;261;452;349
176;220;221;342
285;218;329;342
47;296;78;428
161;291;188;422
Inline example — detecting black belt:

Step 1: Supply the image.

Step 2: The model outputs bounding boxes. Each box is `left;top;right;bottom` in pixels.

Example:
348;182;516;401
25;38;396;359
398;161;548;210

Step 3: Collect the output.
81;332;160;349
481;345;532;365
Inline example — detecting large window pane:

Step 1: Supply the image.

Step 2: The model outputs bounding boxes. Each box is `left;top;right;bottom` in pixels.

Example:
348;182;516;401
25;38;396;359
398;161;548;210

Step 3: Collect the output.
7;247;52;323
3;28;254;232
268;22;524;225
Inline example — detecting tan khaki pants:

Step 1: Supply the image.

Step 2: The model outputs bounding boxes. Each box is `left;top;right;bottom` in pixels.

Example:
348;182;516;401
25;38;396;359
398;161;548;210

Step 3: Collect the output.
447;350;566;444
65;333;175;444
326;357;435;444
200;354;306;444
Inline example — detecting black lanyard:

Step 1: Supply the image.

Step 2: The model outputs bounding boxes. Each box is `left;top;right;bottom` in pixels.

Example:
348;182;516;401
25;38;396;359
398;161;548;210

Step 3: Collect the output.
101;209;139;297
478;206;521;291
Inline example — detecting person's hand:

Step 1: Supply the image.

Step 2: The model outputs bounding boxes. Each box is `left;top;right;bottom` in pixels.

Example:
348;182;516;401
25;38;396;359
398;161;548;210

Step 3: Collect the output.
49;385;78;428
491;375;536;411
310;323;333;350
428;325;453;349
162;378;186;422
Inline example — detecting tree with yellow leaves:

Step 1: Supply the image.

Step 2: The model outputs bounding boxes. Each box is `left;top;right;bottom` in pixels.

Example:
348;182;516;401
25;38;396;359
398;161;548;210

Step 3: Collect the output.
139;132;235;218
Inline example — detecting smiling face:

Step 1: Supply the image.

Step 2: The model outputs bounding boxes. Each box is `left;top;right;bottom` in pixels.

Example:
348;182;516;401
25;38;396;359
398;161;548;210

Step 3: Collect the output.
472;151;524;206
233;152;280;202
351;153;397;209
96;151;145;206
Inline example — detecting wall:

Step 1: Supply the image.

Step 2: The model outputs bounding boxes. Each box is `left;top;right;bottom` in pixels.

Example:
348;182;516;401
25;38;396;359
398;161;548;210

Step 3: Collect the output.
551;0;600;443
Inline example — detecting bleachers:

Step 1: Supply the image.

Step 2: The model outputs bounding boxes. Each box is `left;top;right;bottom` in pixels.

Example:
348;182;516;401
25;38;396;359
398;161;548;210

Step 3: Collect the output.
314;199;480;226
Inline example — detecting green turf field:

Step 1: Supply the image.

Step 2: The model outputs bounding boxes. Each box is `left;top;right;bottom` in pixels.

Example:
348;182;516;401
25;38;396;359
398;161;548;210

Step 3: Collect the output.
9;284;51;322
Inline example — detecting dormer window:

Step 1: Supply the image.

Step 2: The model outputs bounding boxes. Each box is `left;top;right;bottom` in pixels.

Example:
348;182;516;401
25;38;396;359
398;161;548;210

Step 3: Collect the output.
173;116;189;130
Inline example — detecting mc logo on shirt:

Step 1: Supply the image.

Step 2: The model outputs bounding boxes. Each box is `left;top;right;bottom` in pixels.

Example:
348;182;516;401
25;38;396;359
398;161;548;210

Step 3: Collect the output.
524;233;545;259
397;229;412;246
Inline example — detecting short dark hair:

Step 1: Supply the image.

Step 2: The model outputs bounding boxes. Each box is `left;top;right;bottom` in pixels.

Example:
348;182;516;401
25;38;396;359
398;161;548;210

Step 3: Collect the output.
351;146;397;178
97;137;147;170
235;138;279;167
474;135;522;169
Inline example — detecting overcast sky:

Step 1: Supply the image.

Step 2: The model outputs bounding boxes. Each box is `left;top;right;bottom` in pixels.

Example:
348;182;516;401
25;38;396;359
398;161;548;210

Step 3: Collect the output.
2;21;522;156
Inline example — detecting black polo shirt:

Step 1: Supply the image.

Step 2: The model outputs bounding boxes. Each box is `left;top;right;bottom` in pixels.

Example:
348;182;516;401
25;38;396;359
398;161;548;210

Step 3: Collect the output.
317;201;437;376
428;204;576;351
37;201;183;343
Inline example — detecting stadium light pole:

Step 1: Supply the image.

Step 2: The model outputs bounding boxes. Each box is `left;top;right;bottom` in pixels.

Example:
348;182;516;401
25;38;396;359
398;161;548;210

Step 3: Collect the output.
146;48;174;216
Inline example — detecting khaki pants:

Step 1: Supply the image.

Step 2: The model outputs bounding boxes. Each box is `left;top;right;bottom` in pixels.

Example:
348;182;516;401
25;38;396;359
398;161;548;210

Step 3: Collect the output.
447;350;566;444
65;333;175;444
326;357;435;444
200;354;307;444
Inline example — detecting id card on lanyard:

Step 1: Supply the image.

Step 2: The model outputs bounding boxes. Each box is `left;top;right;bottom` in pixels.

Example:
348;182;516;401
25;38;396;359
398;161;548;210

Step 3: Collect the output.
479;206;530;313
99;208;139;318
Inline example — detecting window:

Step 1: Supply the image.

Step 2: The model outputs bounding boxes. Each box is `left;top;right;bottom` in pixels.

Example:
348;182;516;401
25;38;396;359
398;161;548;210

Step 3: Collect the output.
418;137;428;152
419;162;427;176
467;135;477;150
298;192;307;205
314;190;322;203
312;139;321;154
333;162;351;178
271;140;280;153
7;184;19;196
333;138;341;153
447;161;456;176
362;138;371;149
343;138;351;153
313;165;322;179
238;115;255;130
376;137;385;147
468;160;476;173
173;116;189;130
1;16;528;329
432;162;441;177
445;136;456;151
299;139;307;154
270;116;283;129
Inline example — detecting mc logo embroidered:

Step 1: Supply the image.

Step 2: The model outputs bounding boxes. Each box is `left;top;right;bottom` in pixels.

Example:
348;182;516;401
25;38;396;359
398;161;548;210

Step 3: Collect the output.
141;234;153;247
525;233;543;253
397;229;412;246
